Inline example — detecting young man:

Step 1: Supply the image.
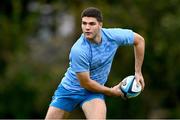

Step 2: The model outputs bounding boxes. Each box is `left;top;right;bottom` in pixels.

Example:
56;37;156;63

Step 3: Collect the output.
45;7;145;119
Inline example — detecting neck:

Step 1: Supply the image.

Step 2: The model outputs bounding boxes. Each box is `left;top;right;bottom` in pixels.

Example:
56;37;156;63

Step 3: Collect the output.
93;33;102;44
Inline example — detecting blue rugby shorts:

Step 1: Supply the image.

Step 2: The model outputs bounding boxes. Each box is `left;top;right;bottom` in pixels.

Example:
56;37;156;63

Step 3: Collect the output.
49;84;105;112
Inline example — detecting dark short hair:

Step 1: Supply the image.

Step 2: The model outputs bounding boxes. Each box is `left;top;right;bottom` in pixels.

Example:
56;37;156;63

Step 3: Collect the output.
81;7;103;22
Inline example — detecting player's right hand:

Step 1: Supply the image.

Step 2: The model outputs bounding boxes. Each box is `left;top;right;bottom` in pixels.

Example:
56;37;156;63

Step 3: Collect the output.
110;83;124;97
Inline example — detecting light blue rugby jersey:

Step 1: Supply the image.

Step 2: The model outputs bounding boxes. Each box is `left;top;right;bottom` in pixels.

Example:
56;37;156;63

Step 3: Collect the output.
60;28;134;91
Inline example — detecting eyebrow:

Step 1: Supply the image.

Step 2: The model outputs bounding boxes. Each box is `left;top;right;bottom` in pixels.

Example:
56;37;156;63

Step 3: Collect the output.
82;21;96;24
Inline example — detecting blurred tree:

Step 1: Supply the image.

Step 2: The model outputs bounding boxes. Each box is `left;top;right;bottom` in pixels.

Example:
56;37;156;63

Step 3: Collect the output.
0;0;180;119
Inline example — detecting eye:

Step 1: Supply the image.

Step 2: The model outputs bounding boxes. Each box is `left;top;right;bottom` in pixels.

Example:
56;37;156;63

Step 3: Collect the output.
89;22;96;26
82;22;87;25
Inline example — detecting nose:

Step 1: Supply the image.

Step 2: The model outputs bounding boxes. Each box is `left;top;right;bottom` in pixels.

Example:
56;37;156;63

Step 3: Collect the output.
85;24;90;30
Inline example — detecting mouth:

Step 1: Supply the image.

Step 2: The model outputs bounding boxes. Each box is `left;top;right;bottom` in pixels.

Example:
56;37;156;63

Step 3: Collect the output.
85;32;92;36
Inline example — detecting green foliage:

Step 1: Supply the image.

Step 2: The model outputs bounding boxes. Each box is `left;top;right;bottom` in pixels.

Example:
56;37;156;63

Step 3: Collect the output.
0;0;180;119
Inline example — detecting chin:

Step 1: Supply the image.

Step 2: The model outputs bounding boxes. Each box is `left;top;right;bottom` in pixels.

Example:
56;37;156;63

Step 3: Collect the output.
85;36;93;40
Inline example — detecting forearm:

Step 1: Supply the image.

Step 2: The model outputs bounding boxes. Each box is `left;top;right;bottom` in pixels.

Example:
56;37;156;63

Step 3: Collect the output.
77;71;122;96
134;34;145;73
81;78;112;96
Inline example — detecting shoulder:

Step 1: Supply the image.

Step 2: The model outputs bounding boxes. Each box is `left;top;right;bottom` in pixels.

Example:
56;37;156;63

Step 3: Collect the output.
71;35;90;58
102;28;133;35
101;28;134;45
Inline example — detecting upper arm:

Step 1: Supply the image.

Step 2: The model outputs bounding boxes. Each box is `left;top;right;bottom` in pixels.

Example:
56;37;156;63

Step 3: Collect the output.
70;47;90;72
134;32;145;46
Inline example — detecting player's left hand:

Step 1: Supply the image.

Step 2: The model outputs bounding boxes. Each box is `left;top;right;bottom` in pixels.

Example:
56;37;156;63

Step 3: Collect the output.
135;72;145;91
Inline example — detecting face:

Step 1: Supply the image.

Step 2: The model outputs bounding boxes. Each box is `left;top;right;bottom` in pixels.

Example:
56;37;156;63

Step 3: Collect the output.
81;17;102;41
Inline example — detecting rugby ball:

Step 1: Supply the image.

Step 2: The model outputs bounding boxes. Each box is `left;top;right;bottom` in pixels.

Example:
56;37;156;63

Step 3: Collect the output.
120;75;142;98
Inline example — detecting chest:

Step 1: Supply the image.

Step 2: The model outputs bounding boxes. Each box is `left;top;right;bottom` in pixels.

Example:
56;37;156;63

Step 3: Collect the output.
90;40;118;69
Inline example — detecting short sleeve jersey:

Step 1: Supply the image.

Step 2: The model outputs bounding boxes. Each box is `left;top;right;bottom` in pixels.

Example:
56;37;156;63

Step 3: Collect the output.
60;28;134;91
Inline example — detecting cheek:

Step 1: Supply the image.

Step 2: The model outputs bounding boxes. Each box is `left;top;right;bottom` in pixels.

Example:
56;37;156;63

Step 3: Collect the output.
93;26;100;33
81;25;85;31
